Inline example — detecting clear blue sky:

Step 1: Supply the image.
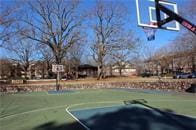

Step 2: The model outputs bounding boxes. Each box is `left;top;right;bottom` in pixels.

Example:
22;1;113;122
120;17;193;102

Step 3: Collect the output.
81;0;192;56
125;0;188;49
123;0;190;49
0;0;193;59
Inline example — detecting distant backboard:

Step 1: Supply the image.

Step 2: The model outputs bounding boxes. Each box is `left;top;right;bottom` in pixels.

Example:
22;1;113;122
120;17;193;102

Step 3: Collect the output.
52;64;64;72
135;0;180;31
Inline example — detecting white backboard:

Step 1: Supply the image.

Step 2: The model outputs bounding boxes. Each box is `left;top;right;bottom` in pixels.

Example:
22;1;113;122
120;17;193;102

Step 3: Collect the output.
52;64;64;72
135;0;180;31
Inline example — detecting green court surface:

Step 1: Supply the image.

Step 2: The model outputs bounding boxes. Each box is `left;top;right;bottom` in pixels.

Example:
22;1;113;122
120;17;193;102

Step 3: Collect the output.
47;90;76;95
69;104;196;130
0;89;196;130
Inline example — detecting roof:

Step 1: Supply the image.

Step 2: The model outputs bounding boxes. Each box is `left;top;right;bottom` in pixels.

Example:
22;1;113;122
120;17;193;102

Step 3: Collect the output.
78;64;97;70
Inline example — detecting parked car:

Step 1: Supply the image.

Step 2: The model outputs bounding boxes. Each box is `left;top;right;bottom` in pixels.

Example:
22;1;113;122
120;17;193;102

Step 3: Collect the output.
173;72;192;79
140;72;152;77
191;72;196;78
62;74;74;80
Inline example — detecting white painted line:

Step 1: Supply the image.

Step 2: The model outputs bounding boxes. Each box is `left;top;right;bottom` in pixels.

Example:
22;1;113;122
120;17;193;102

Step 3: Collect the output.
149;7;157;23
135;0;142;27
66;100;196;119
65;100;122;130
0;105;68;120
1;100;195;121
148;99;196;102
70;104;123;112
0;100;121;120
46;90;80;95
149;0;177;6
66;101;123;112
66;107;91;130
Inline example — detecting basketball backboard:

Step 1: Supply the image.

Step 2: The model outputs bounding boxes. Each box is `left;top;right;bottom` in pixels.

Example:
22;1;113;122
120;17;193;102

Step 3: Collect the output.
52;64;64;72
135;0;180;31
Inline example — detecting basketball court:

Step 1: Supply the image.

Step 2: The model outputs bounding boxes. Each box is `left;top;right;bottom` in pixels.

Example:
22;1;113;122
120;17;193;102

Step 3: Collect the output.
47;89;76;95
0;1;196;130
1;89;196;130
67;100;196;130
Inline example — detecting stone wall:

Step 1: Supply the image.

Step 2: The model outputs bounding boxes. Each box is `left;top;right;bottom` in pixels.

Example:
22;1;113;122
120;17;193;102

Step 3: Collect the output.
0;80;195;94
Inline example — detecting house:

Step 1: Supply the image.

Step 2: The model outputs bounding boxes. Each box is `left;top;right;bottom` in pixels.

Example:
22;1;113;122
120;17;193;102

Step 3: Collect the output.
106;63;137;76
143;51;196;75
77;64;97;78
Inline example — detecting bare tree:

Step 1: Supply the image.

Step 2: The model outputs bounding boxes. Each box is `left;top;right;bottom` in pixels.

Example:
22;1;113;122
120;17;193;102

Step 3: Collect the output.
66;42;85;78
0;58;12;79
171;33;196;72
0;2;20;47
181;0;196;21
18;0;84;64
109;31;139;76
4;38;40;79
178;0;196;72
38;44;54;78
90;0;127;79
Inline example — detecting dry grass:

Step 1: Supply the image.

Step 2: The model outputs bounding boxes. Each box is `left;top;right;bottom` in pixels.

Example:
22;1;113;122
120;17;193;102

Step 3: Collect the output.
23;76;196;86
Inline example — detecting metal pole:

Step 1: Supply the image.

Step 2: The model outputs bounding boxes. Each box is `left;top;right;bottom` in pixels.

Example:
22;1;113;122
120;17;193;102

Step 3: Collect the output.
56;71;60;91
57;71;59;90
56;72;58;91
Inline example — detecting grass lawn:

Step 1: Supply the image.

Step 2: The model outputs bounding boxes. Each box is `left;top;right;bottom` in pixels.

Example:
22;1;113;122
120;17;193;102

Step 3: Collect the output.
0;89;196;130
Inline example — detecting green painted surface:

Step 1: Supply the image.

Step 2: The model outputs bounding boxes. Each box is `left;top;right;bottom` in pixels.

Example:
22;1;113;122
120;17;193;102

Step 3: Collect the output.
70;104;196;130
0;89;196;130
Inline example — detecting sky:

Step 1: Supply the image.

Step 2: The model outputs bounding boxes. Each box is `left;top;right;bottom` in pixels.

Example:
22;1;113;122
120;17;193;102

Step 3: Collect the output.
81;0;193;58
119;0;190;49
0;0;193;59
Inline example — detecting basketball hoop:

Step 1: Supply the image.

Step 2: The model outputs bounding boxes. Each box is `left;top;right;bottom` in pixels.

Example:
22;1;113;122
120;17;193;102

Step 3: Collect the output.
142;22;158;41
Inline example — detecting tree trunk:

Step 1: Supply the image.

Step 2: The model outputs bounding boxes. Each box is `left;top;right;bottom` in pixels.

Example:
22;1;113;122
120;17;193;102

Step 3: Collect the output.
172;58;174;74
46;61;50;78
119;68;122;76
191;56;195;72
54;53;62;91
75;71;78;79
42;66;45;79
24;66;28;80
97;65;101;80
97;65;104;80
75;66;79;79
109;64;113;77
55;55;62;64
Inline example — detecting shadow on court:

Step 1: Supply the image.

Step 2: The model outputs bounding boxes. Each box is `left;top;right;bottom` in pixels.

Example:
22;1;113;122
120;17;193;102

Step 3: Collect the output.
33;106;196;130
33;121;84;130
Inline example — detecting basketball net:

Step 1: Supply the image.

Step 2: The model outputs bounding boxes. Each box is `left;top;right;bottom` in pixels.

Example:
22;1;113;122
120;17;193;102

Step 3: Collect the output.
142;22;157;41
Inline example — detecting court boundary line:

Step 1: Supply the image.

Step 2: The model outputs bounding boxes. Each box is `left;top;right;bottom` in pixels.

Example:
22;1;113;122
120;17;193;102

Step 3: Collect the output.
1;99;196;120
70;104;123;112
66;101;196;130
46;90;80;95
0;105;68;119
66;107;91;130
65;100;122;130
0;100;122;120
